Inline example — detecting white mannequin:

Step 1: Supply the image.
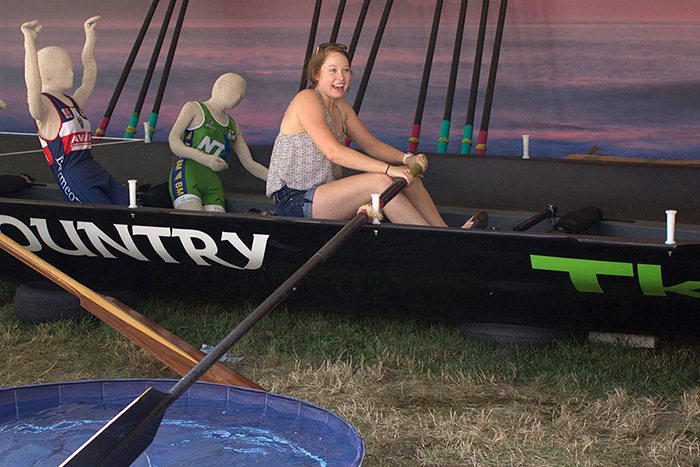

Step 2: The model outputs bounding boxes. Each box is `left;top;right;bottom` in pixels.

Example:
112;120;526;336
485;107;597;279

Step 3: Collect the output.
22;17;100;141
168;72;268;211
21;17;129;206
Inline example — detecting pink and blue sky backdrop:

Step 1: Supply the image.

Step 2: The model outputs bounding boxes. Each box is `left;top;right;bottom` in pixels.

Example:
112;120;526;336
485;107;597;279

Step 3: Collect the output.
1;0;699;158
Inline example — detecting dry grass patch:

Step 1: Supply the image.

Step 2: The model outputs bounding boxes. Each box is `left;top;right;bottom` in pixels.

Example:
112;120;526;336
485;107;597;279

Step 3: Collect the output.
3;287;700;466
250;357;700;467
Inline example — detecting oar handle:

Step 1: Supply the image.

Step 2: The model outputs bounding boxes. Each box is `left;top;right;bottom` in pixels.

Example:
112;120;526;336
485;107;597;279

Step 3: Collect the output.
379;163;423;205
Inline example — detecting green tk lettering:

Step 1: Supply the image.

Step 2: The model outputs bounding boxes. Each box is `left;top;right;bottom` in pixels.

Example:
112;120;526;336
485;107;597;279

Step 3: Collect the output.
531;255;633;293
637;263;700;298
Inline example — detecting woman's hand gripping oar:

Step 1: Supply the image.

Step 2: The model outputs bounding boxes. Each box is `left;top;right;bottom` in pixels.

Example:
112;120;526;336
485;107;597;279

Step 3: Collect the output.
0;232;261;390
59;164;423;467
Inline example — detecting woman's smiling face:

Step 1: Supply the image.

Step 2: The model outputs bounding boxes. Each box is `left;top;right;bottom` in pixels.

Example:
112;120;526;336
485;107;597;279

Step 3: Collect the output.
314;51;351;97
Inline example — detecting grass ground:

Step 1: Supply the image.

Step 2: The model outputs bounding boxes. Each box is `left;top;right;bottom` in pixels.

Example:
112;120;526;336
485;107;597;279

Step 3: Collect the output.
1;279;700;466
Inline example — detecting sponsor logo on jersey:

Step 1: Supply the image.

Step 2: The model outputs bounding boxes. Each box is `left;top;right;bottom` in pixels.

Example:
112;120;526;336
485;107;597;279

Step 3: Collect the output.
61;131;92;153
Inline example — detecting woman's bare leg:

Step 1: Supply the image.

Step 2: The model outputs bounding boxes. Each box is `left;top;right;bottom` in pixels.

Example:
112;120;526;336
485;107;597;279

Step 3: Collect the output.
313;173;478;228
313;173;433;225
402;178;448;227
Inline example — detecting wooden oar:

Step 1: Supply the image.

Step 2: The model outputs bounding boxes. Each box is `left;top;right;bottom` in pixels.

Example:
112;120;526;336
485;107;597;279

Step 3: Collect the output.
60;164;423;467
346;0;394;146
474;0;508;155
147;0;189;140
461;0;489;154
298;0;323;91
407;0;443;154
125;0;178;138
95;0;160;138
437;0;469;153
0;232;261;390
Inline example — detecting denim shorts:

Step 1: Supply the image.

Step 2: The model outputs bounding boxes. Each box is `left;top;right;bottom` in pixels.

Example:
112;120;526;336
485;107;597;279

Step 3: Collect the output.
272;185;317;218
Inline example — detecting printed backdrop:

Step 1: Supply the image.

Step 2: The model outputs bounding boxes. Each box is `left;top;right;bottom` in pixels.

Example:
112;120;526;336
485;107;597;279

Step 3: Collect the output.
1;0;698;159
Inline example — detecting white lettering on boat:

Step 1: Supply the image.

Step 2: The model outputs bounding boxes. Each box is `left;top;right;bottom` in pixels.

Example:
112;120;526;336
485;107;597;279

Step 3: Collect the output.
0;215;268;270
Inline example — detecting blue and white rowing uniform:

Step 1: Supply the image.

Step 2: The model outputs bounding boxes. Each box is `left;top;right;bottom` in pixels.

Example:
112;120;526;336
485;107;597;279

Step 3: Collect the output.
37;93;128;205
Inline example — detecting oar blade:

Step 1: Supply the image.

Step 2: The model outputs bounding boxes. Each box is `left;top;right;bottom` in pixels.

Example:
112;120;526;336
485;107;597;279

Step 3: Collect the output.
60;387;167;467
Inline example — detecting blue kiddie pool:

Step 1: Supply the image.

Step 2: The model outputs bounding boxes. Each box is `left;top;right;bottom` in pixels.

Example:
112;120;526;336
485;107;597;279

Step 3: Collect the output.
0;379;364;466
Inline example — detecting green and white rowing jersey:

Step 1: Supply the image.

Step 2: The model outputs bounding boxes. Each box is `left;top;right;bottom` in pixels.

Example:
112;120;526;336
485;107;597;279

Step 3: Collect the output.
182;102;237;160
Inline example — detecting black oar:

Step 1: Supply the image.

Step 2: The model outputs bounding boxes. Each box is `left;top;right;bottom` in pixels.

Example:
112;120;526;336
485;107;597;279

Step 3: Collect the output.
298;0;323;91
407;0;443;154
437;0;469;153
95;0;160;137
146;0;189;140
460;0;489;154
329;0;347;43
60;164;423;467
474;0;508;155
347;0;371;63
346;0;394;146
125;0;178;138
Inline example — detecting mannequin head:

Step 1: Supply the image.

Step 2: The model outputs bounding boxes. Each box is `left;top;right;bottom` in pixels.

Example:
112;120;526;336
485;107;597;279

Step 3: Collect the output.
37;46;74;91
211;73;246;110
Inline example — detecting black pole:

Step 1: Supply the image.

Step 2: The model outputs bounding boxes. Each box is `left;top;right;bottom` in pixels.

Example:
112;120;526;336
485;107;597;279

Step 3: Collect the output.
124;0;178;138
299;0;323;91
60;164;423;467
460;0;489;154
95;0;160;137
147;0;189;140
437;0;469;153
329;0;347;43
347;0;371;63
352;0;393;115
407;0;444;153
475;0;508;155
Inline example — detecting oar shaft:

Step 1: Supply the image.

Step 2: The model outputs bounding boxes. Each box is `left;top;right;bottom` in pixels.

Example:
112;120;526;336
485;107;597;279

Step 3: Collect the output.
329;0;347;43
170;164;422;400
347;0;394;146
299;0;323;91
347;0;371;62
125;0;178;138
352;0;393;115
475;0;508;155
408;0;443;153
96;0;160;137
148;0;189;139
60;165;421;467
461;0;489;154
438;0;469;153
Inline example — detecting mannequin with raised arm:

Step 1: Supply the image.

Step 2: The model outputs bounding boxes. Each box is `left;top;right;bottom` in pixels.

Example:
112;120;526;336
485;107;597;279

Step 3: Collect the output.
21;17;128;205
168;72;268;211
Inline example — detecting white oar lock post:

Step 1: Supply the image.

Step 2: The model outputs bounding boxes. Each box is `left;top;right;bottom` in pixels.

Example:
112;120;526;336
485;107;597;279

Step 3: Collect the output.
665;209;677;245
522;134;530;159
143;122;152;143
128;179;138;208
371;193;382;224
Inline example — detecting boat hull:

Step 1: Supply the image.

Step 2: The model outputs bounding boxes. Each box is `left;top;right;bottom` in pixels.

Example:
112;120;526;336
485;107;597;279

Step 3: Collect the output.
1;196;700;337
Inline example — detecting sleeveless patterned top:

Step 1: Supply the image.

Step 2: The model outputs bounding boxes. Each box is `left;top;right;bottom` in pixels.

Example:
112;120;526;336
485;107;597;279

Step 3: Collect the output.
266;90;344;197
